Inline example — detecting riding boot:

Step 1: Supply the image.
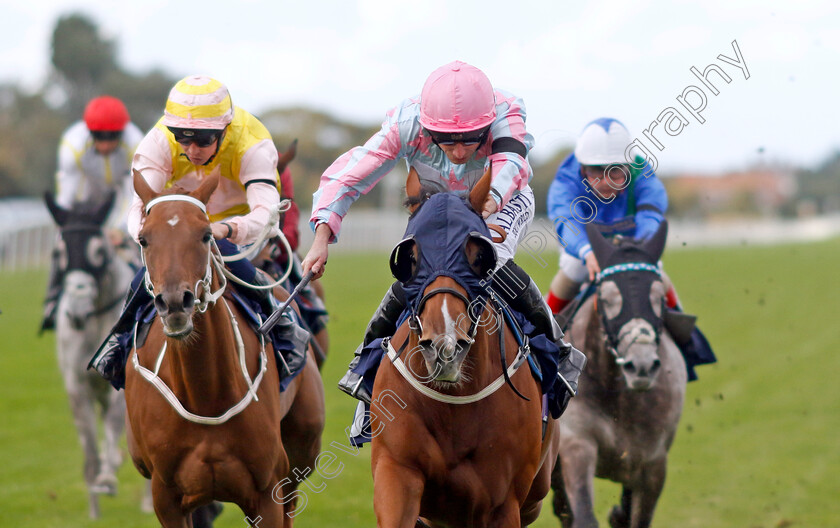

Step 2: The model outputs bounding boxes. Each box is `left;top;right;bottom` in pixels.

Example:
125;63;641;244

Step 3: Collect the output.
338;282;407;403
89;274;152;390
491;260;587;413
39;259;63;333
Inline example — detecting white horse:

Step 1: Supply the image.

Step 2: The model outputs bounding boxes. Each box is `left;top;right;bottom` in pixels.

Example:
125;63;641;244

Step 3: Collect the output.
44;191;140;519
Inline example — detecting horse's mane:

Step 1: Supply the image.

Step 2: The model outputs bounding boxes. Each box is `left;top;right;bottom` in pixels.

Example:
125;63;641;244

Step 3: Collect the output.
403;186;437;211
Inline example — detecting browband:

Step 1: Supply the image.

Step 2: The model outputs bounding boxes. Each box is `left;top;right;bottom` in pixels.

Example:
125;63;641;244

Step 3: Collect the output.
144;195;208;215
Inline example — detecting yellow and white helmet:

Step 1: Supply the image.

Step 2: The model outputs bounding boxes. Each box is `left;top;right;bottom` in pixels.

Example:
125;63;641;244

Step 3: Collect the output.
162;75;234;130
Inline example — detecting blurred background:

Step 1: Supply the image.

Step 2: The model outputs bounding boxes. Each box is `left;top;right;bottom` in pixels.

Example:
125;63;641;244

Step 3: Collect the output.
2;0;840;269
1;2;839;527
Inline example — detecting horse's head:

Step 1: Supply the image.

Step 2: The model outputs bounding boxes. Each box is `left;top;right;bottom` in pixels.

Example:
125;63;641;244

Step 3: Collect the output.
389;167;497;383
133;169;220;338
587;221;668;391
44;190;116;328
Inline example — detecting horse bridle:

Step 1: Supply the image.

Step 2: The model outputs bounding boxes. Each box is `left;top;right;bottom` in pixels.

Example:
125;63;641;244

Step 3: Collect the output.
407;286;478;346
140;195;226;313
57;222;127;320
595;262;664;365
134;194;267;425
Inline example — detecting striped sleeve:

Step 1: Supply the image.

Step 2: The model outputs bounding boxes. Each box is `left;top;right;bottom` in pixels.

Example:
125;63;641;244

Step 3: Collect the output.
310;103;410;242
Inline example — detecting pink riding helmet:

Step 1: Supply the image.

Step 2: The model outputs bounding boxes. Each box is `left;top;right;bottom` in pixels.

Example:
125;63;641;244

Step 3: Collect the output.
419;61;496;133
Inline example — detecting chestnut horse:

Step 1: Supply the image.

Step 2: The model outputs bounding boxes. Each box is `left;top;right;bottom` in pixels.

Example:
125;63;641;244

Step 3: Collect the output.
551;222;686;528
369;169;559;527
125;170;324;527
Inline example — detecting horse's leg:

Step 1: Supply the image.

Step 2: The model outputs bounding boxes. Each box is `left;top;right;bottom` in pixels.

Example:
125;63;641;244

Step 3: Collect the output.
372;457;424;528
627;461;666;528
151;475;190;528
92;388;126;495
608;488;631;528
522;418;560;526
556;441;599;528
278;357;325;517
61;369;102;518
240;488;287;528
489;496;524;528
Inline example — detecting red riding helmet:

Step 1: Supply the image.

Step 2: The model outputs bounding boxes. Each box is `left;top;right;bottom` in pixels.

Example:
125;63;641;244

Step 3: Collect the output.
83;96;130;132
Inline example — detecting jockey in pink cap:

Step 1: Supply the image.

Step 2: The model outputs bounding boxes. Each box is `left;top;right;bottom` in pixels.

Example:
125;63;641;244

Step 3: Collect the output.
303;60;585;413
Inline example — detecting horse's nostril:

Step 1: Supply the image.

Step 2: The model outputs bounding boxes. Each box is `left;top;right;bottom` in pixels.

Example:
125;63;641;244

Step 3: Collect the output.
623;362;636;374
183;291;195;309
154;294;167;315
419;339;433;349
650;359;662;374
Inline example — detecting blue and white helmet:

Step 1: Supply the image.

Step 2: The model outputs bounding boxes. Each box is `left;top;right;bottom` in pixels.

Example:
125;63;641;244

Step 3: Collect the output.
574;118;631;166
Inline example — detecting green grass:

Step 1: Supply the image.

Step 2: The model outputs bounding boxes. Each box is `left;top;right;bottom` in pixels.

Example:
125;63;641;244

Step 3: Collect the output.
1;239;838;527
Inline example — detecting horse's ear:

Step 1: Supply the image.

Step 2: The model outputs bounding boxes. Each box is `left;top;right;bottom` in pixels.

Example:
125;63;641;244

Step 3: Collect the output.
585;222;615;265
405;166;423;213
43;191;68;226
641;219;668;261
133;169;156;207
469;162;492;214
389;237;418;283
465;233;497;278
277;138;297;175
193;171;220;205
91;190;116;226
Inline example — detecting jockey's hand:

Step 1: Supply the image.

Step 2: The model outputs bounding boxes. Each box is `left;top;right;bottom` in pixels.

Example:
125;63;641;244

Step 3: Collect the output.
584;252;601;282
481;195;499;219
302;223;333;280
211;222;233;240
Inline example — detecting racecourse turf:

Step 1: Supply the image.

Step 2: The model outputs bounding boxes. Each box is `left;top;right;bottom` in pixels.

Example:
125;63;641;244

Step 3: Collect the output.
0;237;838;527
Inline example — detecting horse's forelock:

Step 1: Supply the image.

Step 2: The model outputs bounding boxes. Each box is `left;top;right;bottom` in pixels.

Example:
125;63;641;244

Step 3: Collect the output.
403;185;438;214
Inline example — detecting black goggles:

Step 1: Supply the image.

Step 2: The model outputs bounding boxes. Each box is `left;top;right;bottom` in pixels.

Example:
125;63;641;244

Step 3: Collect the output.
426;127;489;147
167;127;223;148
90;130;123;142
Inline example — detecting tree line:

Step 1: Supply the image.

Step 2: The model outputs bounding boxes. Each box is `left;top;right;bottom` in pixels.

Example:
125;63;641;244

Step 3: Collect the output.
0;12;835;219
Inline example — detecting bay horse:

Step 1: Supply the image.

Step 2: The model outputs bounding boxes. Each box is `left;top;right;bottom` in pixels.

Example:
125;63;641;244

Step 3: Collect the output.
44;191;136;519
125;170;324;527
369;168;559;527
551;221;687;528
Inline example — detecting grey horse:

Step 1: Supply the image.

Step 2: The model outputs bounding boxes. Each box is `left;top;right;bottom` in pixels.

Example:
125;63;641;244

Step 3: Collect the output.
45;191;137;519
551;221;687;528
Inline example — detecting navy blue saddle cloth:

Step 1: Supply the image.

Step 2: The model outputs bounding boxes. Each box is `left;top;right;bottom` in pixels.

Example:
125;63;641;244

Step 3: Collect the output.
345;305;567;447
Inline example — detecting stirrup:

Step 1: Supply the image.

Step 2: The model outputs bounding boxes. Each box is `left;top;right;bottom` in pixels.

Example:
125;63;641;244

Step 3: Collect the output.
338;354;372;404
